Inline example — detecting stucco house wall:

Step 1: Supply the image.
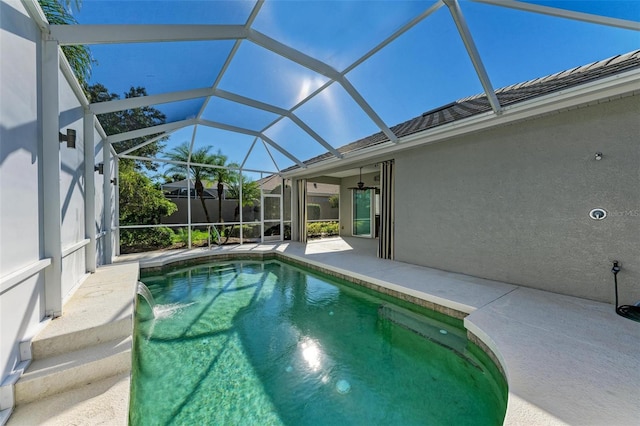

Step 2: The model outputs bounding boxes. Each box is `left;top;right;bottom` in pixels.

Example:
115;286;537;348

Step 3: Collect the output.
161;198;257;224
393;94;640;303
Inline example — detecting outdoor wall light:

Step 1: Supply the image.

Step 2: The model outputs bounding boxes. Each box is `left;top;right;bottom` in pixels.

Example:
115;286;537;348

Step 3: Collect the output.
594;152;603;161
589;208;607;220
59;128;76;148
111;178;117;185
94;163;104;174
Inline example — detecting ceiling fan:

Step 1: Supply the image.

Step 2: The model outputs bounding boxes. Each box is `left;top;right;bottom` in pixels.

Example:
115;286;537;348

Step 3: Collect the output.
348;167;378;191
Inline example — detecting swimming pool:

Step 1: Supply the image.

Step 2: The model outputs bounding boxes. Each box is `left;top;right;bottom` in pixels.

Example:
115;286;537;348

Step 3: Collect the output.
132;260;507;425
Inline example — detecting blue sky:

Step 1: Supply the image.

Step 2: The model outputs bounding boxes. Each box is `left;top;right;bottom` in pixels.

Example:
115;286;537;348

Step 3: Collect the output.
71;1;640;173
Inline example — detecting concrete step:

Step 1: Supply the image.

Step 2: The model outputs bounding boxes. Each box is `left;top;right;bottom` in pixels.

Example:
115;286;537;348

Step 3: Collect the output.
30;317;131;361
26;263;137;362
14;336;131;406
6;373;130;426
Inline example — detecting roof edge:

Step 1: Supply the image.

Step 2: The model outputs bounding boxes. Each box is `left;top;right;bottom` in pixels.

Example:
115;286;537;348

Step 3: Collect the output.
283;66;640;179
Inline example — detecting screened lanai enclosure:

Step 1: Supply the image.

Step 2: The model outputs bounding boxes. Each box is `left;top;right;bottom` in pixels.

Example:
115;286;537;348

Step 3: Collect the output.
1;0;640;421
12;0;637;254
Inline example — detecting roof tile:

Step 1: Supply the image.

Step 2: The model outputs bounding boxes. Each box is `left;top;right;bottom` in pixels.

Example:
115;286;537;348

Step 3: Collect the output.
286;50;640;171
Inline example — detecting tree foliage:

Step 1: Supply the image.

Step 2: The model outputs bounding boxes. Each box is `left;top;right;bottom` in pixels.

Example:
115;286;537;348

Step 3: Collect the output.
119;162;177;225
84;83;172;251
165;143;264;244
328;194;340;209
38;0;93;89
226;177;260;209
165;142;220;224
222;175;261;243
209;152;240;224
87;84;166;170
119;162;177;252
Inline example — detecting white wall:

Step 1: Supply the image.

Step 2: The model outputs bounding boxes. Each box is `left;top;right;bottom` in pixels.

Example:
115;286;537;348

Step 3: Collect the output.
0;0;46;381
0;0;42;273
59;70;88;299
393;95;640;303
0;0;112;386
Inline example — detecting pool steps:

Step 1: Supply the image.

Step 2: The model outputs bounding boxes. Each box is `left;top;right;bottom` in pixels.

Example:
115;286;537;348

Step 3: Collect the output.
6;262;138;423
14;336;131;405
377;303;484;370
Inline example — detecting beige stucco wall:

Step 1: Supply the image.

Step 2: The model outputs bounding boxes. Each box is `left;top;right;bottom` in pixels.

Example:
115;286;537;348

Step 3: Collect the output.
161;198;254;224
393;94;640;303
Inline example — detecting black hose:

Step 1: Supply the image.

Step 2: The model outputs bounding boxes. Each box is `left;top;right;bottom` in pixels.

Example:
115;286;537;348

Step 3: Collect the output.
617;304;640;322
611;261;640;323
612;261;621;309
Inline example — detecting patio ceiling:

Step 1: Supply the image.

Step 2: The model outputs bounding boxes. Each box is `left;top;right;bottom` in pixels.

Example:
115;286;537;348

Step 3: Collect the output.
47;0;639;178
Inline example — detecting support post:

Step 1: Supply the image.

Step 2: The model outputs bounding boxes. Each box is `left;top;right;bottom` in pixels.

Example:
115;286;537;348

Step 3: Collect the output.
103;140;112;263
114;156;120;256
84;112;97;272
239;172;243;244
186;165;192;249
279;176;284;242
291;179;299;242
42;39;63;317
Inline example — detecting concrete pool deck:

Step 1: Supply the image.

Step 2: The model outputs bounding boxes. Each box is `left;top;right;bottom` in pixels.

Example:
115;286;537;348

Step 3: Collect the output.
8;237;639;425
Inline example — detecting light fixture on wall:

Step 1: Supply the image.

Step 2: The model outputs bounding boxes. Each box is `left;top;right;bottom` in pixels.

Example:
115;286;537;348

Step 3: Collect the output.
589;208;607;220
59;129;76;148
94;163;104;174
111;178;117;185
594;152;603;161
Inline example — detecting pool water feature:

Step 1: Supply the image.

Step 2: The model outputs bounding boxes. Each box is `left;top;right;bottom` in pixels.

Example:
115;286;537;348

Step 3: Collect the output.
132;260;507;425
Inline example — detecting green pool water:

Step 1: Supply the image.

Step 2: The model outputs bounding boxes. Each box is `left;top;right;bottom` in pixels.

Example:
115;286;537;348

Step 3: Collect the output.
132;260;507;425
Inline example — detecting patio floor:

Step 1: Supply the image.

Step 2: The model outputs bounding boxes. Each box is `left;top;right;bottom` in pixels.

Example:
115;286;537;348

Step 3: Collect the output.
8;237;639;425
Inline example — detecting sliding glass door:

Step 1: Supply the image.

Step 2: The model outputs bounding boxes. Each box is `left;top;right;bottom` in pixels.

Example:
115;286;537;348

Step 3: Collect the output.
352;189;372;237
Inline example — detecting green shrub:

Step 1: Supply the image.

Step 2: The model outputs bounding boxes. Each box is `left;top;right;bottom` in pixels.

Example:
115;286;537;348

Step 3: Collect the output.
119;162;177;253
120;227;174;253
171;228;189;245
307;221;339;238
223;224;261;239
171;228;211;246
328;194;339;209
191;228;211;245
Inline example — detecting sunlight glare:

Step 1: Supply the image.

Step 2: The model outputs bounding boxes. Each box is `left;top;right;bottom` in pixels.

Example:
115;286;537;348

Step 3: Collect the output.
296;76;327;105
300;338;322;371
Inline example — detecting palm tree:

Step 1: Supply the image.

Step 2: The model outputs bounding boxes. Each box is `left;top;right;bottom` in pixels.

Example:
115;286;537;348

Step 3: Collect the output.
222;175;260;243
165;143;217;225
226;176;260;221
39;0;93;89
209;151;239;224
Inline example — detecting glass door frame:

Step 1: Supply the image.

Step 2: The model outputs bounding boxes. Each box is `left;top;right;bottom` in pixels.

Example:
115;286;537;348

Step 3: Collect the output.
352;188;375;238
261;192;283;242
